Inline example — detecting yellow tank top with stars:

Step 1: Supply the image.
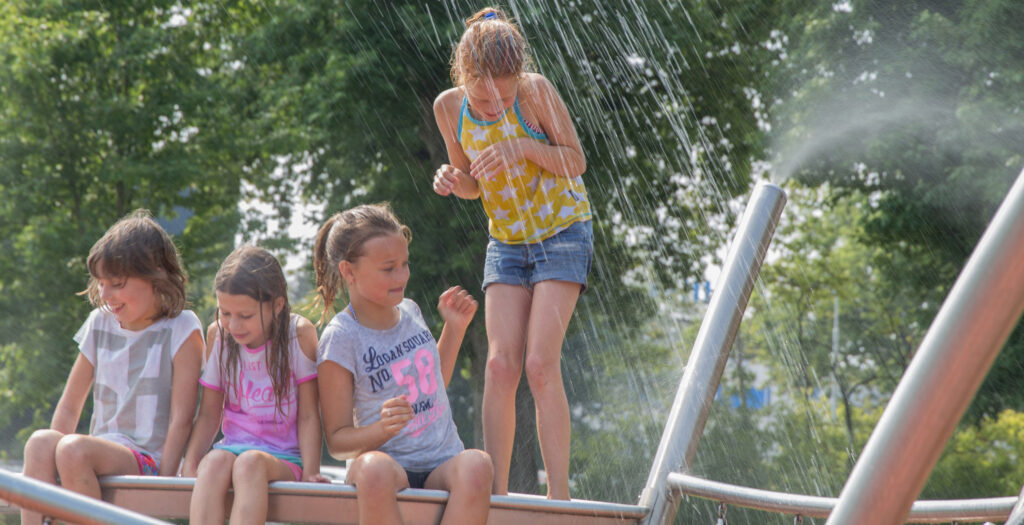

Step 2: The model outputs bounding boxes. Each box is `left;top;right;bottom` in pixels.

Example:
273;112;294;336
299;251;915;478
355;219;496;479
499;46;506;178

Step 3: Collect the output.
459;97;592;245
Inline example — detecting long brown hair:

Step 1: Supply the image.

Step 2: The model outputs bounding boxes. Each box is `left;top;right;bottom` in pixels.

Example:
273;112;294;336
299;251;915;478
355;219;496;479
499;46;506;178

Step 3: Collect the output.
214;245;293;417
312;203;412;326
450;6;533;86
83;209;187;319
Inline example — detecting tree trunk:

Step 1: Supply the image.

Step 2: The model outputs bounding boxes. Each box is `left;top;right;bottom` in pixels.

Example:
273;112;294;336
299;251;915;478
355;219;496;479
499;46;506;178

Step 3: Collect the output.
467;325;487;450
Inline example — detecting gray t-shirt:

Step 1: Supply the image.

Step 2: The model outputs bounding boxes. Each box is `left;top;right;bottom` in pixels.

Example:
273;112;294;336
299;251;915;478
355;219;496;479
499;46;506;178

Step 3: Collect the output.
318;299;464;471
75;308;202;465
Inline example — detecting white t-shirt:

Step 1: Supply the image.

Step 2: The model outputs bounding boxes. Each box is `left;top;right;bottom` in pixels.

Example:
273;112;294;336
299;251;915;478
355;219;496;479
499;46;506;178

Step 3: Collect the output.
75;308;202;465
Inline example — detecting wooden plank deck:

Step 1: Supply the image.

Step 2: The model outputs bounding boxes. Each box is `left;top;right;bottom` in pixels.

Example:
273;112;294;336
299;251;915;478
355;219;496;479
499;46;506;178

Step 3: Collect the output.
3;475;648;525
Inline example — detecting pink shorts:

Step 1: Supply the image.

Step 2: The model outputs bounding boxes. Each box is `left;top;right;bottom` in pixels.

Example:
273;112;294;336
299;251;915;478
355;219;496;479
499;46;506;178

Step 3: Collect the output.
131;449;159;476
280;459;303;482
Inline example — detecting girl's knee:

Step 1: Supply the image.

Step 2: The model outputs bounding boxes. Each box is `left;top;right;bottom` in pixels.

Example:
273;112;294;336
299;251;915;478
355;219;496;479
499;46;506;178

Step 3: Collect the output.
454;450;493;490
54;435;93;474
524;355;560;392
350;452;400;493
231;450;270;482
24;430;62;459
485;353;522;388
197;450;236;479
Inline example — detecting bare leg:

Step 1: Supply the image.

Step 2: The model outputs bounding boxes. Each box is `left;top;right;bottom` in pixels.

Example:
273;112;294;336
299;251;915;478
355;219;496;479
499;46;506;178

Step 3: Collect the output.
20;429;65;525
424;449;493;525
346;451;409;525
229;450;297;525
524;280;580;500
54;434;140;499
190;449;237;525
482;284;532;495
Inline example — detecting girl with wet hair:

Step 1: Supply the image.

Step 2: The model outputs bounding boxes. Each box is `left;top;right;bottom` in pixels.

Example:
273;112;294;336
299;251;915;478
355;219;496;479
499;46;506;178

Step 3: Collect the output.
183;245;327;524
432;6;594;500
21;210;204;525
315;203;492;525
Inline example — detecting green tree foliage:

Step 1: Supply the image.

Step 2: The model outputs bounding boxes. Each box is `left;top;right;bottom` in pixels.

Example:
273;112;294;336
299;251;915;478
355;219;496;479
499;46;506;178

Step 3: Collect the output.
924;409;1024;499
765;0;1024;418
741;184;936;440
0;0;265;450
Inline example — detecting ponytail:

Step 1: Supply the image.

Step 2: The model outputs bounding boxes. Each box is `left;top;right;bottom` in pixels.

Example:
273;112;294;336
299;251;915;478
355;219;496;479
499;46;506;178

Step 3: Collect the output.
313;215;344;326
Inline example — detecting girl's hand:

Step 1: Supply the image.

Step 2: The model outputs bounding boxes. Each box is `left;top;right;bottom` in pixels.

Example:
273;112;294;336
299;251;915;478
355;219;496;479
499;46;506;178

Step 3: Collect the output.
303;471;331;483
433;164;466;196
437;286;478;331
379;396;414;439
470;138;528;181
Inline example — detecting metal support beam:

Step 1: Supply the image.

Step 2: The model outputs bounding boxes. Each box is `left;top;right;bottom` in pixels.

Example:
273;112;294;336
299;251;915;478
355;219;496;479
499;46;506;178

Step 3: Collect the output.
0;469;167;525
638;182;786;525
826;168;1024;525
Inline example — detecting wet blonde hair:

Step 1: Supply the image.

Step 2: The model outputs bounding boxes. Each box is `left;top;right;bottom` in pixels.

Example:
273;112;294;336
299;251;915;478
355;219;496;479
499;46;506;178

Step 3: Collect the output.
83;209;187;319
313;203;412;325
450;6;532;85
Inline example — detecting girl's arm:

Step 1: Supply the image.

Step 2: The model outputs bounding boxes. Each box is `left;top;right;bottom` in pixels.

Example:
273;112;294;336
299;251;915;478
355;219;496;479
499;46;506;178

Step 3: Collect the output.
318;361;412;460
51;354;95;434
180;386;224;477
470;74;587;180
296;380;327;482
182;323;225;476
435;286;478;387
159;328;204;476
433;88;482;200
295;319;328;482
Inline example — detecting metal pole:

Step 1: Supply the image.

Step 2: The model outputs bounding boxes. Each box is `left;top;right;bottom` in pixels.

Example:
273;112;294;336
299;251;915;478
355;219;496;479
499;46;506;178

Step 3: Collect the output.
826;168;1024;525
1002;482;1024;525
638;182;787;525
0;469;168;525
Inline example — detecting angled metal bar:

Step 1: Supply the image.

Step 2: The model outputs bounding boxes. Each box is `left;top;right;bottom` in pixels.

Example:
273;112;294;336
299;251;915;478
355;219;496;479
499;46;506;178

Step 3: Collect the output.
0;469;168;525
669;472;1016;523
638;182;787;525
826;168;1024;525
1003;483;1024;525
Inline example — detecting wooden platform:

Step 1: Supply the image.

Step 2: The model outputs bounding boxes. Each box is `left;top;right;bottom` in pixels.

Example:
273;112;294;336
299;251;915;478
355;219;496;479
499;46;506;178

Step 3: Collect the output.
2;475;648;525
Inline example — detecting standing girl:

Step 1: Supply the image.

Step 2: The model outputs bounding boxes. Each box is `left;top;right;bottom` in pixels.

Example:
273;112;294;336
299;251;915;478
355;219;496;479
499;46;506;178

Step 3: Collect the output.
314;203;492;525
432;7;594;499
183;245;326;525
20;210;204;525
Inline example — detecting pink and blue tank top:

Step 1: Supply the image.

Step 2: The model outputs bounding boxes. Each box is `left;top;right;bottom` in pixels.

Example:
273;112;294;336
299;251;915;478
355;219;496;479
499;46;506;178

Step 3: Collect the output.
200;314;317;463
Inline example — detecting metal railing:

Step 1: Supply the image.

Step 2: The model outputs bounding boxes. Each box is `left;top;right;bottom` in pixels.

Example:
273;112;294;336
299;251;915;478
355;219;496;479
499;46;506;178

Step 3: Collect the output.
0;468;168;525
669;472;1015;523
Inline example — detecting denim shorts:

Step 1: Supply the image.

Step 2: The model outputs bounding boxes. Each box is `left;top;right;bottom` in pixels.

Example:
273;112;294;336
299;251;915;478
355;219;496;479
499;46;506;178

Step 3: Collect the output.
482;220;594;293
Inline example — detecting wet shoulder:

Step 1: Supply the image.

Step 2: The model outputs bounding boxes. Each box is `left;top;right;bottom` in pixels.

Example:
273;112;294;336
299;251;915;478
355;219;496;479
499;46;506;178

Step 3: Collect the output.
433;87;464;117
517;73;558;128
293;313;319;361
